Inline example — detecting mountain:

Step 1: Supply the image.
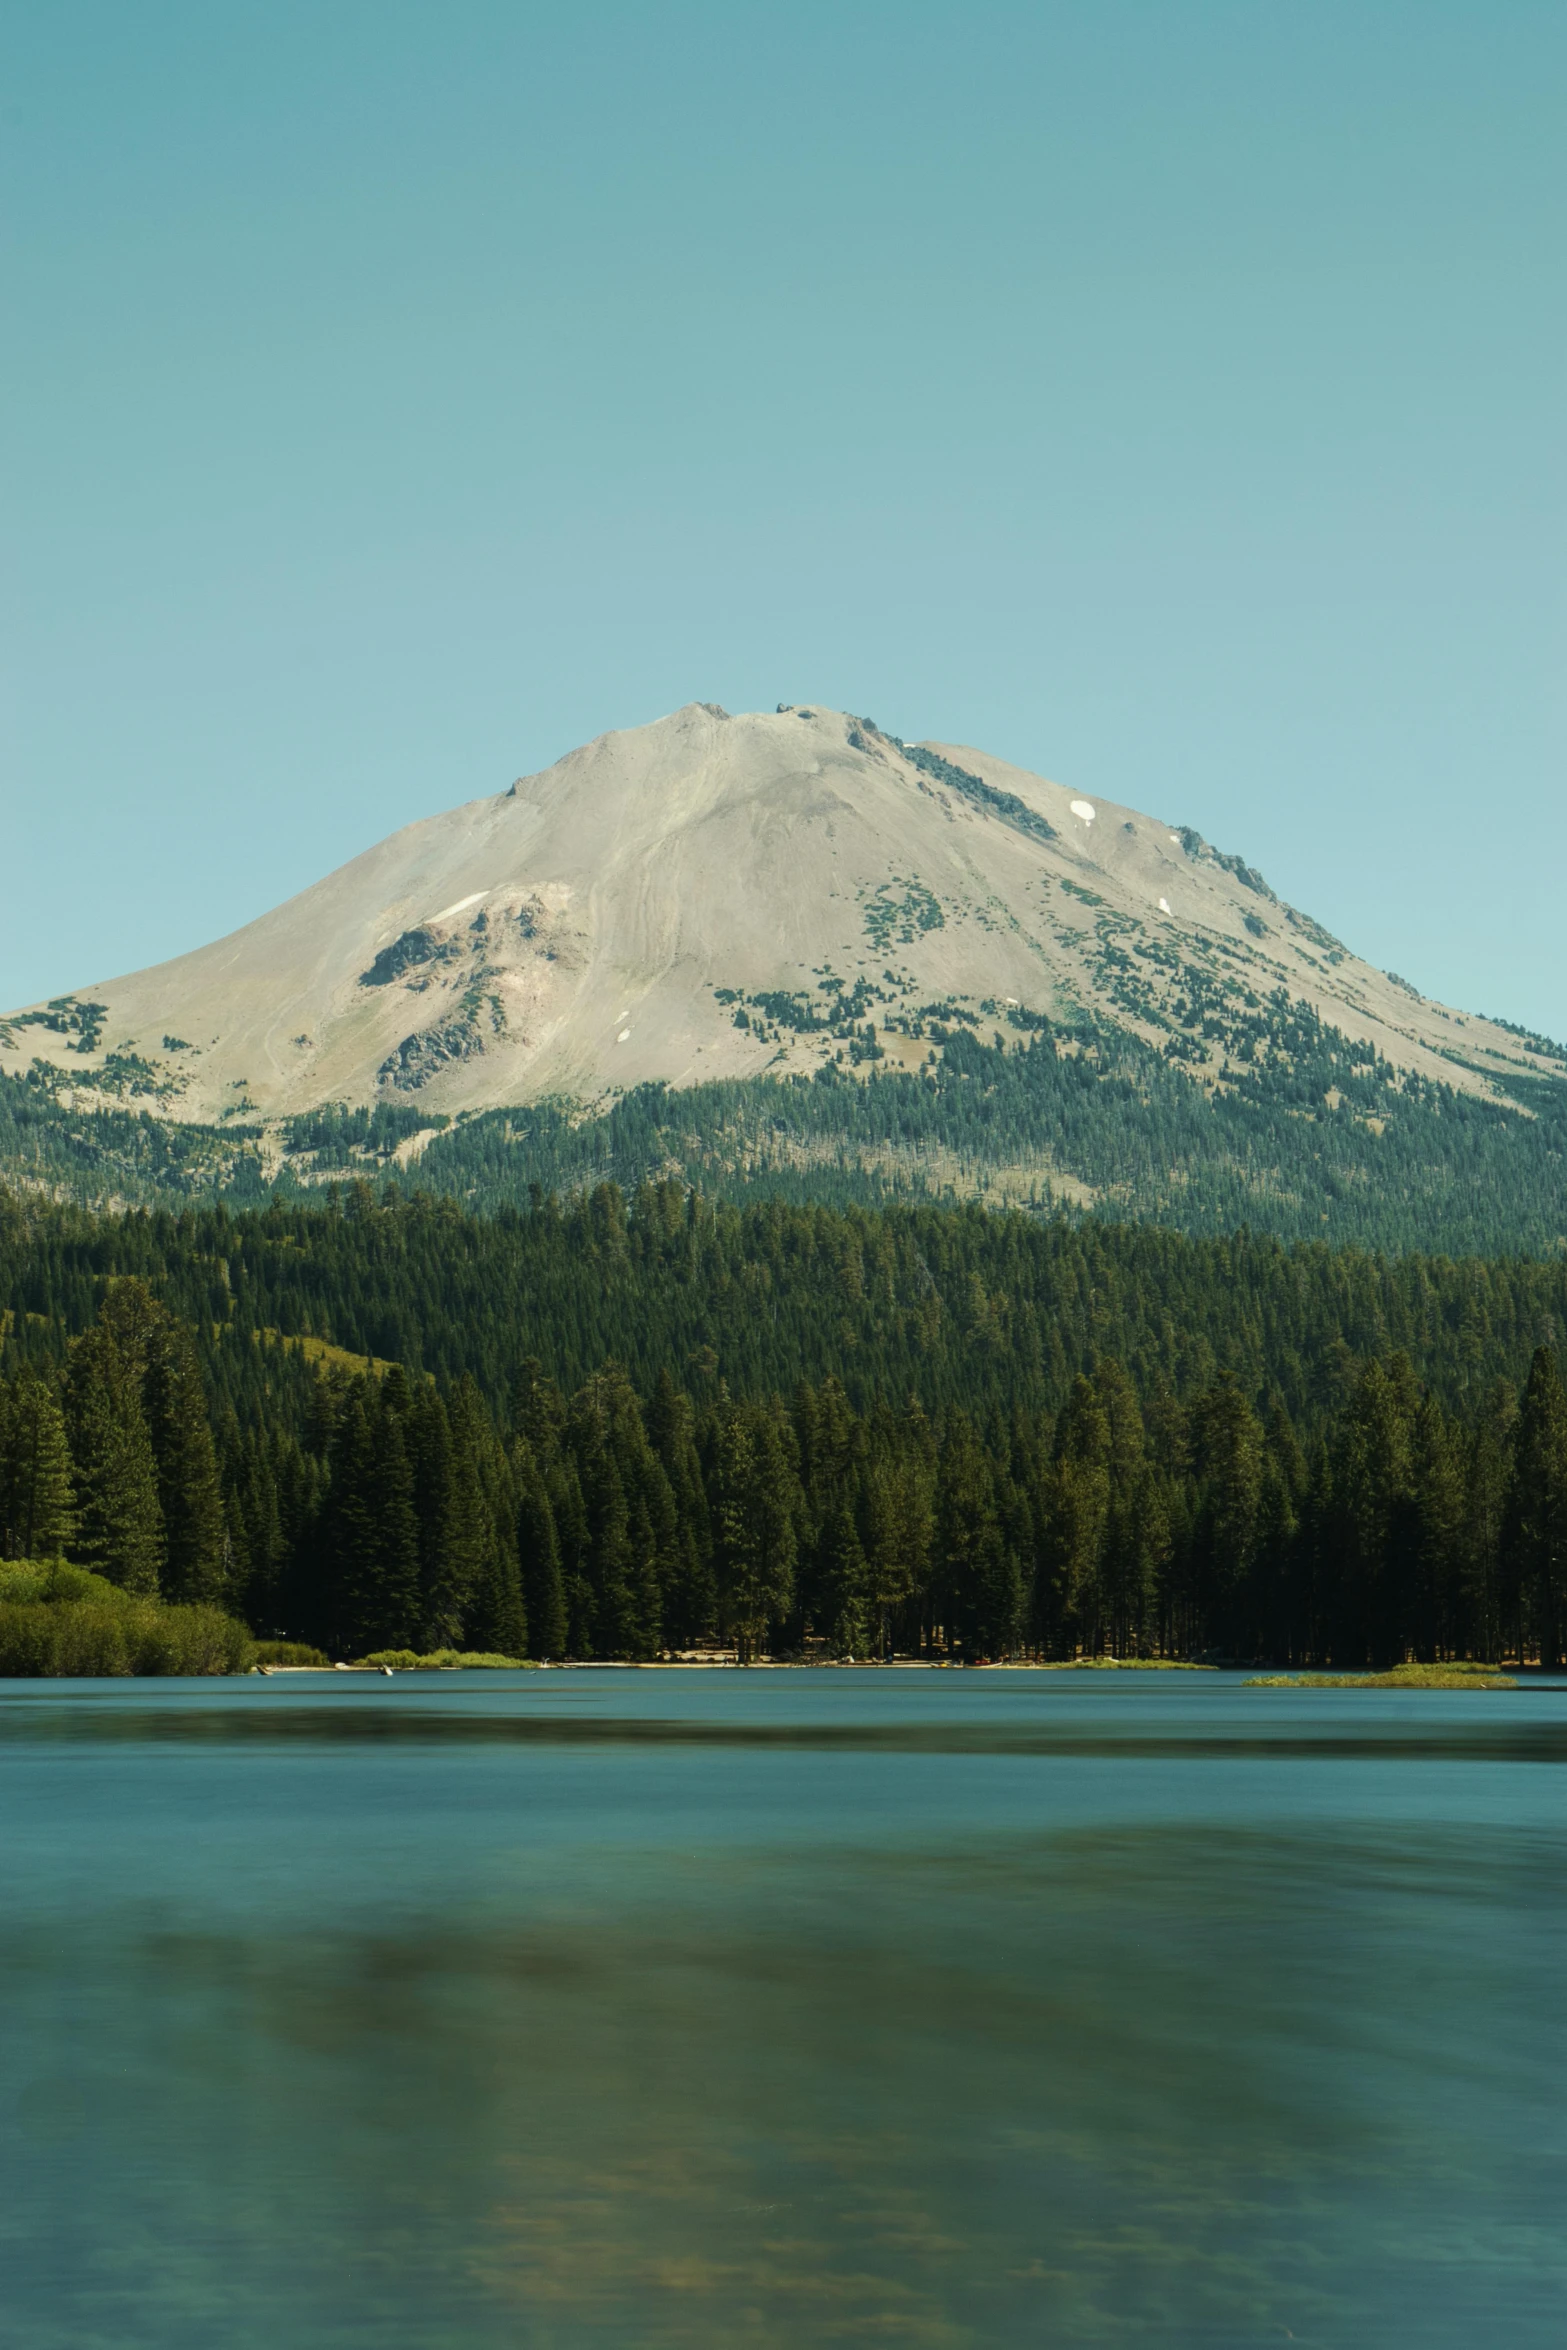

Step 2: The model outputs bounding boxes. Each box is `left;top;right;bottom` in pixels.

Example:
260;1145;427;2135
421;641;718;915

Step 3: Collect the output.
4;702;1566;1248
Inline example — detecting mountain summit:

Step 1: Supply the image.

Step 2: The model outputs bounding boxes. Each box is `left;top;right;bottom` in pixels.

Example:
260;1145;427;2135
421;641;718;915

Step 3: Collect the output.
2;703;1556;1129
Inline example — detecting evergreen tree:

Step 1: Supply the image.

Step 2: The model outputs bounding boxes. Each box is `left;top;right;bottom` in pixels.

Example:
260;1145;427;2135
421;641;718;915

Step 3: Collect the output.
646;1368;716;1646
861;1415;934;1657
363;1381;422;1651
1463;1382;1517;1662
65;1284;165;1594
514;1434;566;1657
1036;1378;1111;1655
1187;1374;1265;1656
144;1313;226;1603
1252;1397;1305;1661
711;1400;798;1661
1093;1362;1158;1657
316;1376;422;1653
453;1375;527;1657
1327;1354;1421;1666
567;1366;665;1658
1408;1391;1466;1661
404;1380;457;1642
935;1413;1021;1658
0;1372;76;1559
1506;1346;1567;1668
818;1497;869;1655
424;1376;498;1648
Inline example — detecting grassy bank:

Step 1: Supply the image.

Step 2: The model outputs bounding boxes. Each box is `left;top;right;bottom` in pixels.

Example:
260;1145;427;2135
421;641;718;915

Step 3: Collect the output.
0;1560;253;1676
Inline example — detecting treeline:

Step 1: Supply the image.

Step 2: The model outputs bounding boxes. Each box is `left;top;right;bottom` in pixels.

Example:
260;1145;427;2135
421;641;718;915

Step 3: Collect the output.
2;1199;1564;1666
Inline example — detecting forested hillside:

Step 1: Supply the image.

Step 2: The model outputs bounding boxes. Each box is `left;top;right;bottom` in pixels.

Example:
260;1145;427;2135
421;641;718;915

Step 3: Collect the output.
6;1005;1567;1257
2;1181;1564;1669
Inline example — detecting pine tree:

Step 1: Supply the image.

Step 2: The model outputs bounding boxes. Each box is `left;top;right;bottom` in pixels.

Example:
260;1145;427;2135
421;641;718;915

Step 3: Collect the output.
514;1435;566;1657
66;1287;165;1594
550;1452;595;1657
564;1365;671;1659
862;1435;933;1658
513;1358;566;1472
1328;1354;1421;1666
447;1375;527;1656
1409;1391;1466;1660
1252;1399;1305;1661
316;1380;377;1652
316;1376;421;1654
362;1383;422;1651
819;1497;869;1655
1463;1382;1517;1662
1506;1346;1567;1669
1188;1374;1266;1657
935;1413;1020;1659
426;1378;491;1647
0;1372;76;1560
1093;1362;1157;1657
646;1369;715;1647
711;1401;798;1662
405;1381;457;1643
1036;1379;1110;1655
144;1314;226;1603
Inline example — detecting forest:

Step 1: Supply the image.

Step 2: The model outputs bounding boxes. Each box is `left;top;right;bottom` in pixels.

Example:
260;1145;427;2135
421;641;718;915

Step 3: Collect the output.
1;1178;1564;1669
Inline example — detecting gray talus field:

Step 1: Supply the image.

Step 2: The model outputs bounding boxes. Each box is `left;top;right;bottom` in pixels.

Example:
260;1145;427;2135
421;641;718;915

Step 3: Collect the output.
2;702;1556;1122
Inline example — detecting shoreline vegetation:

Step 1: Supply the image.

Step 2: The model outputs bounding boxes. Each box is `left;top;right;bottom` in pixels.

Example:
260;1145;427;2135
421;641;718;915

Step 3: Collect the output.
0;1564;1541;1683
3;1183;1566;1678
0;1560;250;1676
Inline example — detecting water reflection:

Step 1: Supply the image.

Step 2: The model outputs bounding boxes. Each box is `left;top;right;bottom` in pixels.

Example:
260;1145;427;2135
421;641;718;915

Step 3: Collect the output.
1;1673;1562;2346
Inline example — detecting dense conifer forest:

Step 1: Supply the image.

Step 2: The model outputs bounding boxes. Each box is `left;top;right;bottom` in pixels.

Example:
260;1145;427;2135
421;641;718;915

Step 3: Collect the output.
2;1179;1564;1669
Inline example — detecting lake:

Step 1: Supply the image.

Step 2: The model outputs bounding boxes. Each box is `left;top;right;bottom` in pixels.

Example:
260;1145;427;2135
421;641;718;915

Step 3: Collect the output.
1;1667;1562;2347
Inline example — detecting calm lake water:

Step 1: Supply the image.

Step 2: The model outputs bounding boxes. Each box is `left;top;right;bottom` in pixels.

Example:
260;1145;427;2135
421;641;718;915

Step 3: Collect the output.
1;1668;1562;2349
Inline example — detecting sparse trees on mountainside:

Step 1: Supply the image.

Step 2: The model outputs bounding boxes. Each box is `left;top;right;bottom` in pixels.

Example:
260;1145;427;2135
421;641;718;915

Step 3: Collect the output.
12;997;1567;1258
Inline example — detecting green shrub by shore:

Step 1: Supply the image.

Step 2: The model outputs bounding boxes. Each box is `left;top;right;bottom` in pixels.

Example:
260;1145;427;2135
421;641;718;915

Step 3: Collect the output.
251;1639;330;1667
0;1560;252;1677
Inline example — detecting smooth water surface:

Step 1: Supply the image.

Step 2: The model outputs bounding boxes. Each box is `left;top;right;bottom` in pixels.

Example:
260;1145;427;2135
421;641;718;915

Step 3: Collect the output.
1;1668;1562;2347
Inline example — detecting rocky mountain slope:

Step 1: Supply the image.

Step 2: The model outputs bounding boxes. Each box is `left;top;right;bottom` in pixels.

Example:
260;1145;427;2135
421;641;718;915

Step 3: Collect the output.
4;703;1561;1136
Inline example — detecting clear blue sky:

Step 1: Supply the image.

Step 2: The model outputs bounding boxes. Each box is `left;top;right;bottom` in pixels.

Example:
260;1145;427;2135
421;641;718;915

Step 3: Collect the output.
3;1;1563;1036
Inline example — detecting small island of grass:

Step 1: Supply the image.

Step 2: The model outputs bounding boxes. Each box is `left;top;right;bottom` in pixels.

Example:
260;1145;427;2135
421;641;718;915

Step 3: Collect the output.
1030;1657;1217;1671
1245;1662;1518;1690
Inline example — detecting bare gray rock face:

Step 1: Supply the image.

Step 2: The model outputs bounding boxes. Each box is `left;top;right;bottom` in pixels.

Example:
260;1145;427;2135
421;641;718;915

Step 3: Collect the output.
3;703;1557;1123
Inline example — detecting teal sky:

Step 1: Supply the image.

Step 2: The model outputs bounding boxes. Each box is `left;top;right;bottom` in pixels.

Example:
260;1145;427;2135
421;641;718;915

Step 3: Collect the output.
3;2;1563;1037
